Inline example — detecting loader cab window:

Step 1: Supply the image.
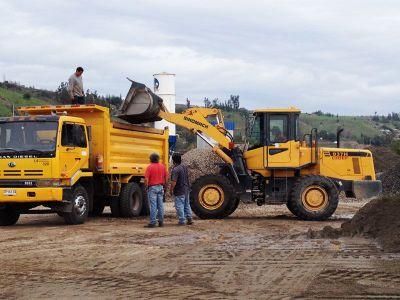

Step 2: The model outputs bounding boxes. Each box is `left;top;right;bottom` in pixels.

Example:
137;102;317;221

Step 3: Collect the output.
269;115;288;144
248;114;264;150
61;123;87;148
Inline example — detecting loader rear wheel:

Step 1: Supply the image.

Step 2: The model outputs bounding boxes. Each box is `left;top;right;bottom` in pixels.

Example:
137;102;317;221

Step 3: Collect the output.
63;185;89;225
120;182;143;218
289;175;338;221
0;206;20;226
190;175;237;219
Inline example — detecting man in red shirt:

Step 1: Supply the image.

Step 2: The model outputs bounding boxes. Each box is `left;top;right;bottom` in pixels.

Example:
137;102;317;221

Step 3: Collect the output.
144;153;167;228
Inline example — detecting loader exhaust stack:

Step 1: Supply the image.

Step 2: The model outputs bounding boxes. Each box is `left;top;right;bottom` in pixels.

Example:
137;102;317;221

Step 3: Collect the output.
118;79;164;124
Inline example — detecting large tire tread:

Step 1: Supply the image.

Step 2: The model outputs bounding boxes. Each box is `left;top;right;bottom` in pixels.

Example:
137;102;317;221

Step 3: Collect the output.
289;175;338;221
190;174;237;219
120;182;143;218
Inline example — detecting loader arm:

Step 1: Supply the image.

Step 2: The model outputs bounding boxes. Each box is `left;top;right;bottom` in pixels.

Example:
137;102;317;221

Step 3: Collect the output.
158;104;234;164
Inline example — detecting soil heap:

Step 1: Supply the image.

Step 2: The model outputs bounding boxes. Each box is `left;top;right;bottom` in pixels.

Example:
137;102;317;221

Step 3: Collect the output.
366;146;400;173
380;162;400;195
341;196;400;252
182;148;223;184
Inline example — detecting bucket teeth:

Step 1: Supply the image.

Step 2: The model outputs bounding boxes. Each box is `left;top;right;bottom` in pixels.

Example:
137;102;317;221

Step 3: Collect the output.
117;79;163;124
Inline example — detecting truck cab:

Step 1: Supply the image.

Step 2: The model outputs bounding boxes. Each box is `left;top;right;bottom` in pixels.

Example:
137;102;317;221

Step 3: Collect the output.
0;113;92;226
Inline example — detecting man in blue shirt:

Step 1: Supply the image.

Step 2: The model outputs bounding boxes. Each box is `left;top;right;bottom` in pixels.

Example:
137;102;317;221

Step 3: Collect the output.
170;153;193;225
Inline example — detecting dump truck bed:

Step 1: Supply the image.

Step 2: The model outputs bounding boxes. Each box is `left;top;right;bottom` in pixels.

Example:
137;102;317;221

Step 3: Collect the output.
18;105;169;175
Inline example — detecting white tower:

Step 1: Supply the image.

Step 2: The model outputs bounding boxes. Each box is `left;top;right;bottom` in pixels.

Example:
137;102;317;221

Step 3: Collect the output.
153;72;176;136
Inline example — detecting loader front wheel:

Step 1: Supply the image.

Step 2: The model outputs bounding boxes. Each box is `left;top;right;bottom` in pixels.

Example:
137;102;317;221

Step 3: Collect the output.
289;175;338;221
190;175;237;219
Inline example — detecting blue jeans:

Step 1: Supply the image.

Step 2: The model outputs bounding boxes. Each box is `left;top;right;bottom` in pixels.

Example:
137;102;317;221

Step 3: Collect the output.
148;185;164;225
174;193;192;224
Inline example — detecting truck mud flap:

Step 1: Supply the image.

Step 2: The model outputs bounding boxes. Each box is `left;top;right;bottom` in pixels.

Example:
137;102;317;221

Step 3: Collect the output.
118;79;163;124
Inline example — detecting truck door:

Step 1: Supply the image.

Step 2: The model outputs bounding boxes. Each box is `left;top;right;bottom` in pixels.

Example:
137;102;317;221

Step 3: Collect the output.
265;114;292;167
59;122;89;178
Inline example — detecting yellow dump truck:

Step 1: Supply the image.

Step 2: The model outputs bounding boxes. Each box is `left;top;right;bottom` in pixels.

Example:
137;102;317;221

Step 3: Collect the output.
0;104;169;225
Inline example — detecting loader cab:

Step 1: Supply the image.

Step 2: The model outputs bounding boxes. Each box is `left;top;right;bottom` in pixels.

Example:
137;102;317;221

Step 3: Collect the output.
246;107;301;170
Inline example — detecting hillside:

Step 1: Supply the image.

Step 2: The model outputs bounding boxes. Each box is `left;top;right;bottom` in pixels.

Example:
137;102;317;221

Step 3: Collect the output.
0;82;397;150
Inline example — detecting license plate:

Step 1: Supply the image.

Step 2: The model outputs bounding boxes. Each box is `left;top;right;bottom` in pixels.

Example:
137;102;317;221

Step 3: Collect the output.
3;189;16;196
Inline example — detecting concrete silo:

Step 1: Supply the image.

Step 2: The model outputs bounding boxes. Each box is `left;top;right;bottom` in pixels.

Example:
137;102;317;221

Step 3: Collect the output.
153;72;176;149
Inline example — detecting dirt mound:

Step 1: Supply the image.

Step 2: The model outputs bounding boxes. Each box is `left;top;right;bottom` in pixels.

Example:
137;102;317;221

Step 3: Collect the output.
182;148;223;183
380;162;400;195
366;146;400;173
341;196;400;252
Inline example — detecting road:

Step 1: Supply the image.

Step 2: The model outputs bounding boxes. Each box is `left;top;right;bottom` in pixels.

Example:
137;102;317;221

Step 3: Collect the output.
1;200;400;299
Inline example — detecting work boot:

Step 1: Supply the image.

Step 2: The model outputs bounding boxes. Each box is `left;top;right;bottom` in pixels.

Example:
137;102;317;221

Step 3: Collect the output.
178;222;185;226
187;218;193;225
144;223;156;228
158;221;164;227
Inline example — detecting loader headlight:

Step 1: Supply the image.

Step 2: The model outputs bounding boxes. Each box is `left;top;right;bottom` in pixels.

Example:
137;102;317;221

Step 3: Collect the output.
36;179;62;187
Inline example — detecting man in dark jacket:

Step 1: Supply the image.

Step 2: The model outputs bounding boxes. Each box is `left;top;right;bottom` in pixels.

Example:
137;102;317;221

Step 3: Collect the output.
170;153;193;225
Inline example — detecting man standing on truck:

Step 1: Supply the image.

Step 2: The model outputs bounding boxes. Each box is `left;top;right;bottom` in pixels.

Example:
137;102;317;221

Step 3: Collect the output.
170;153;193;225
68;67;85;104
144;153;167;228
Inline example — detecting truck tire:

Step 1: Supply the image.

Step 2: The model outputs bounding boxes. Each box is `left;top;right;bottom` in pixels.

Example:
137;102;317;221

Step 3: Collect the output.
140;184;150;216
110;196;120;217
63;185;89;225
120;182;143;218
90;196;106;217
288;175;339;221
0;206;20;226
190;174;236;219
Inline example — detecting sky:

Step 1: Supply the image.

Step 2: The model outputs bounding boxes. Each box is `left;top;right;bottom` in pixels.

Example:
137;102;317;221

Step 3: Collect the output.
0;0;400;115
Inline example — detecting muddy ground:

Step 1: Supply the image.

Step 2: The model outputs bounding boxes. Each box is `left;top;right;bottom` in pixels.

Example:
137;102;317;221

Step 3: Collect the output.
1;200;400;299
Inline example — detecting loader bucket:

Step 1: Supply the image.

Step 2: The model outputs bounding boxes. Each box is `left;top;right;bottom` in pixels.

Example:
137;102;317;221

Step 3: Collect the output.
117;80;163;123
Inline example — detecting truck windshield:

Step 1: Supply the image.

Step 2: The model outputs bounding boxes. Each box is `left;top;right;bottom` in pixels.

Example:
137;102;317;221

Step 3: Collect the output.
0;121;58;157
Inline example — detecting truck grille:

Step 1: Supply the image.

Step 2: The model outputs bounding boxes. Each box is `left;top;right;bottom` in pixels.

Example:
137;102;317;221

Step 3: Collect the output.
3;170;22;176
24;170;44;177
1;170;44;177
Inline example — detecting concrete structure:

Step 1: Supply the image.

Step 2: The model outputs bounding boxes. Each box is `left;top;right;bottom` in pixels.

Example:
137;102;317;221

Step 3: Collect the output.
153;72;176;137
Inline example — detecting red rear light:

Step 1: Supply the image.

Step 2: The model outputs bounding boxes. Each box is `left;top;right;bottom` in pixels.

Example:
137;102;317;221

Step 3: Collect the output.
229;142;235;149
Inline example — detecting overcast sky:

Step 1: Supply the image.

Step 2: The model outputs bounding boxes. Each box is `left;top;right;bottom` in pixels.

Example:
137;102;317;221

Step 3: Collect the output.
1;0;399;114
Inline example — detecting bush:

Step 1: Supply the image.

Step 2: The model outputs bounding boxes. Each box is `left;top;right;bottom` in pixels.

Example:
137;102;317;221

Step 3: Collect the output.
23;93;31;99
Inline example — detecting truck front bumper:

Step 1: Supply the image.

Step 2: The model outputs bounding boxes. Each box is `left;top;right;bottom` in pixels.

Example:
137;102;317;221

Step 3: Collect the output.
351;180;382;199
0;187;64;203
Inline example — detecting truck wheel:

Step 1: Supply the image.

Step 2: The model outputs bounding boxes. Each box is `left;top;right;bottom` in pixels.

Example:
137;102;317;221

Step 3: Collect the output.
0;206;20;226
190;175;236;219
90;196;106;217
140;184;150;216
120;182;143;218
289;175;339;221
63;185;89;225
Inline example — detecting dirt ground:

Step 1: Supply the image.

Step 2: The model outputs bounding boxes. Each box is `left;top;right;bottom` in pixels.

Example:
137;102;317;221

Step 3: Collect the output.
1;200;400;299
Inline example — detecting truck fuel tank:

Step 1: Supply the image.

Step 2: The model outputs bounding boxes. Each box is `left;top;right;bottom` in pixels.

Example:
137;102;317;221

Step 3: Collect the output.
118;79;164;124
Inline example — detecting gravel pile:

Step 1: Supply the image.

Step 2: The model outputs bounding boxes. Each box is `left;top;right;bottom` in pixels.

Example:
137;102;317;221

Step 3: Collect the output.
366;146;400;173
182;148;223;184
380;162;400;195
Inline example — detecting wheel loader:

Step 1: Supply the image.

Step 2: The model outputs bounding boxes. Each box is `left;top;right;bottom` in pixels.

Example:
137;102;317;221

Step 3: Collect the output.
119;80;382;220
